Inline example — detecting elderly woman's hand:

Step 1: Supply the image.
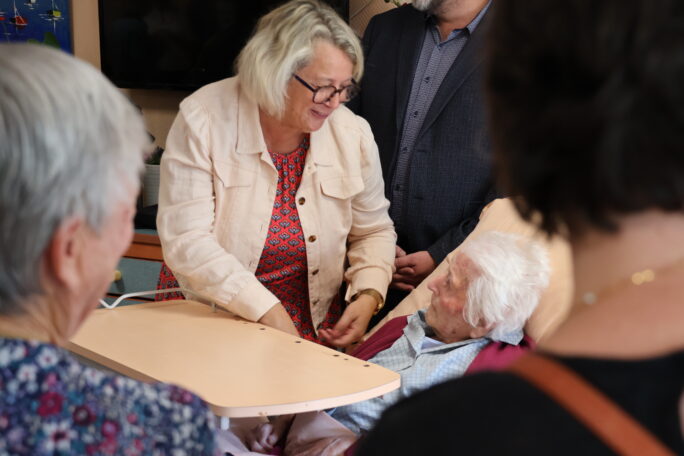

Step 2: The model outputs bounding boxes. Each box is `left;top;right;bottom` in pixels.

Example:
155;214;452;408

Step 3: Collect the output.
318;295;376;348
246;415;294;453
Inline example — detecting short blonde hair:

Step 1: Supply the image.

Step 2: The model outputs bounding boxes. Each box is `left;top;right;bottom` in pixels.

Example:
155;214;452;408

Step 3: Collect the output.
236;0;363;118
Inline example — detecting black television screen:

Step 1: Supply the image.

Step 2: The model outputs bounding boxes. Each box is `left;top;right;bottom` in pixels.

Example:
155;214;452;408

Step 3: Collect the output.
99;0;349;91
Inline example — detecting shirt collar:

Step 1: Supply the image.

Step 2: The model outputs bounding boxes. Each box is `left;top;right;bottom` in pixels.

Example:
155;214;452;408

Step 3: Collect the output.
466;0;491;34
491;328;524;345
405;309;524;353
425;0;492;38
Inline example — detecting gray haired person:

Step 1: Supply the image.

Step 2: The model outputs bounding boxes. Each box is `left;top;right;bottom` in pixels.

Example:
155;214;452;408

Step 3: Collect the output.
244;231;549;455
0;44;216;453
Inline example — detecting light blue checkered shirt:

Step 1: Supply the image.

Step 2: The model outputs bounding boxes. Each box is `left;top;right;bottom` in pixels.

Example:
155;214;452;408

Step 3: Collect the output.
329;310;522;434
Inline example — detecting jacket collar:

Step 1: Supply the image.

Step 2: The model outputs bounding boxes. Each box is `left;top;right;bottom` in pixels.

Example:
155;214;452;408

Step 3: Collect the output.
309;112;336;166
235;84;268;156
394;7;426;134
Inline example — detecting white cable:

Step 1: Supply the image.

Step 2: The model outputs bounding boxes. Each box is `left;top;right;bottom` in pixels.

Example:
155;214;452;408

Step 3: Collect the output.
100;288;216;309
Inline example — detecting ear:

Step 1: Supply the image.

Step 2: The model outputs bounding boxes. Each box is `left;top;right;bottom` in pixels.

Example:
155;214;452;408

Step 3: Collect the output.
45;217;87;293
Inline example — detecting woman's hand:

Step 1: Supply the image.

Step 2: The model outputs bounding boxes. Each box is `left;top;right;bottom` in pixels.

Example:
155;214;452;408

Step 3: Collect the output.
318;295;376;348
258;304;300;337
246;415;294;453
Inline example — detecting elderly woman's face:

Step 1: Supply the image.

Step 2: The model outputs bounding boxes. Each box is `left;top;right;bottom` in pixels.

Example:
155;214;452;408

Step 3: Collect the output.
282;40;354;133
425;254;484;343
64;187;137;338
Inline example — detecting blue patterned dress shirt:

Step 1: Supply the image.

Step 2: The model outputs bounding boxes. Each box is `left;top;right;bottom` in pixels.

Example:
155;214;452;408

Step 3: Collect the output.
390;1;491;227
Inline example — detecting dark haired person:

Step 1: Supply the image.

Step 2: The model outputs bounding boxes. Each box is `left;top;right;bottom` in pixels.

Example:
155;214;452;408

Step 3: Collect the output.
357;0;684;454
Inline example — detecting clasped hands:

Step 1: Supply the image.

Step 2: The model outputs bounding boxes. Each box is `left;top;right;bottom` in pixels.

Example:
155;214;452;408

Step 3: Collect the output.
246;415;293;454
259;246;435;347
258;294;377;348
391;246;436;292
320;247;436;345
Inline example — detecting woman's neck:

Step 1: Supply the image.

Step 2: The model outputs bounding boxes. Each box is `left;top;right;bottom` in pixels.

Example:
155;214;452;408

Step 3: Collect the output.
259;109;305;154
0;295;69;346
0;313;56;345
540;210;684;358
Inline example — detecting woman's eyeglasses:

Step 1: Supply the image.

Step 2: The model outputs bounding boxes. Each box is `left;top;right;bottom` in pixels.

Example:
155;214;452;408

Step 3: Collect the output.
293;74;359;104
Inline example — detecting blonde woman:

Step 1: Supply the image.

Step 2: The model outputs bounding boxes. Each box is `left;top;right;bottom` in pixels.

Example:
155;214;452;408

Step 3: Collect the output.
158;0;396;347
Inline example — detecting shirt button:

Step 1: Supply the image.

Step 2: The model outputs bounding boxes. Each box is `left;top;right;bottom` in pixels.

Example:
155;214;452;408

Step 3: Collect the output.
298;197;306;205
308;235;317;242
313;299;319;306
413;111;419;117
312;269;319;276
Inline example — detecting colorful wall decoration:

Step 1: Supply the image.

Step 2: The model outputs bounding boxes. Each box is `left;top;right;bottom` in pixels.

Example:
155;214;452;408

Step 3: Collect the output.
0;0;72;52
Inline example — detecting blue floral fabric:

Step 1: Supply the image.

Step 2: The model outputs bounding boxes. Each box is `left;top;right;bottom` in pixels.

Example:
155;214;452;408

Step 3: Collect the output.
0;338;217;455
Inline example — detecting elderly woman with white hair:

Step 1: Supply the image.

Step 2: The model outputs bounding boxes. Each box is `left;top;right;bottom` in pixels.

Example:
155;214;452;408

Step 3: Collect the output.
0;44;216;453
157;0;396;346
239;230;549;455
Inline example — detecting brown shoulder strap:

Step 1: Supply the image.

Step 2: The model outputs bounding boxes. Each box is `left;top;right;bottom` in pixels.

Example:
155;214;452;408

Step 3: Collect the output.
509;354;675;456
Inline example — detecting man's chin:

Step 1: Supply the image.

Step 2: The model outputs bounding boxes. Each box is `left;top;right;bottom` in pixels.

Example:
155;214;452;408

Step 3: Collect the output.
412;0;444;13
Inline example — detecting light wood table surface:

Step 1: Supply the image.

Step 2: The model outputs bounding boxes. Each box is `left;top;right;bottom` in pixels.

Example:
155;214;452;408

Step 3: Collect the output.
67;300;400;418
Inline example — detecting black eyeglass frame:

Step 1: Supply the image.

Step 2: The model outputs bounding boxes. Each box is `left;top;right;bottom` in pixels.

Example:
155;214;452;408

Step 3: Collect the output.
293;74;359;104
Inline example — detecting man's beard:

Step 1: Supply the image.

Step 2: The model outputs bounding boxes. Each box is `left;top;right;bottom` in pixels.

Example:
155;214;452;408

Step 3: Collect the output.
411;0;447;13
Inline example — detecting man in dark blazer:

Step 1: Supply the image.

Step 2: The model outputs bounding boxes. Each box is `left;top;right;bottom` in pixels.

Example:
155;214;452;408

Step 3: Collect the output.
348;0;497;320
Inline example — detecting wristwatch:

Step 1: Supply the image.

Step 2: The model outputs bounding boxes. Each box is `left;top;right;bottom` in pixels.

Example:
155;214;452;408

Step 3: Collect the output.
351;289;385;315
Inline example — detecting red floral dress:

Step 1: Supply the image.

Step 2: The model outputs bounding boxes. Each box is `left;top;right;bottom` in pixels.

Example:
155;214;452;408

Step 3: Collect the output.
157;136;342;343
156;263;184;301
255;136;342;342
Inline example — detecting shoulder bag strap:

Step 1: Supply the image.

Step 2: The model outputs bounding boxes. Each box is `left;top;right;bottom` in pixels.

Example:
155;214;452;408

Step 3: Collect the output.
509;353;675;456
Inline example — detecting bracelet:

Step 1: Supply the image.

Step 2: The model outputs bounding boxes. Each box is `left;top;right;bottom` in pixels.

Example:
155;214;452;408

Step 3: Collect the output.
351;289;385;315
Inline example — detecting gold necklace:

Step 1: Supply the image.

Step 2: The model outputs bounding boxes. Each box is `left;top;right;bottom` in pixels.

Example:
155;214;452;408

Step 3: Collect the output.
581;256;684;305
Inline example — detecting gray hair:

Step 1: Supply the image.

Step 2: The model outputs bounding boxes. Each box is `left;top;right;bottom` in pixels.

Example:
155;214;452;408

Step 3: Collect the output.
411;0;447;13
0;44;149;315
460;231;550;341
236;0;364;118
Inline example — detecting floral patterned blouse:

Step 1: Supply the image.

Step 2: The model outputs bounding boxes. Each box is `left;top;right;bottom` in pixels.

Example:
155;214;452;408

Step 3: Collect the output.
0;338;217;455
255;136;343;343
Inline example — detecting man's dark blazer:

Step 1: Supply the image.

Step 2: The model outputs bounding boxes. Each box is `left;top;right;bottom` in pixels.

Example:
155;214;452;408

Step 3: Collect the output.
349;5;497;265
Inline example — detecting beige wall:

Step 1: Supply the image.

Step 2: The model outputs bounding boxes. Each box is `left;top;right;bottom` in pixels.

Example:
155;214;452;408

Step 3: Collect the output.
71;0;186;148
350;0;398;36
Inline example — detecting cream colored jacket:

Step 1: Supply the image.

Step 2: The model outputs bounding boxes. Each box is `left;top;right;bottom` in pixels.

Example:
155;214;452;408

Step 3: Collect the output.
158;77;396;330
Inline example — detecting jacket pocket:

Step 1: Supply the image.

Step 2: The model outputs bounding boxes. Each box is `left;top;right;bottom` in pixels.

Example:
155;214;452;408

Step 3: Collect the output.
213;160;255;188
319;175;364;200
